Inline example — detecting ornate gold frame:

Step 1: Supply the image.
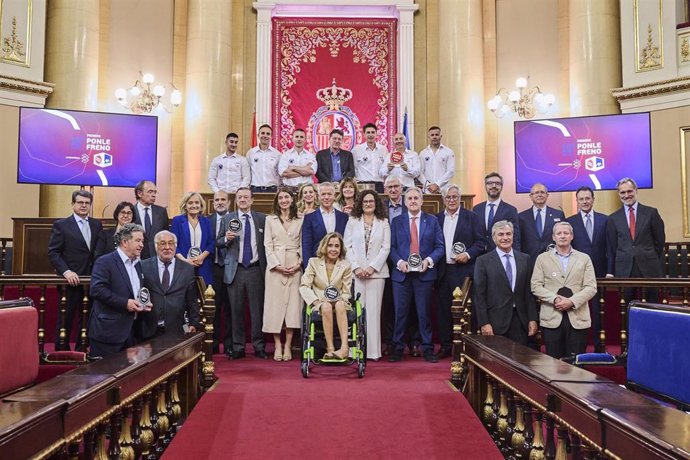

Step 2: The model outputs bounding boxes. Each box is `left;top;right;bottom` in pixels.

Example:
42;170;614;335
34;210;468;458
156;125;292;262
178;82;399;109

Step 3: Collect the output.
634;0;663;72
0;0;32;67
680;126;690;237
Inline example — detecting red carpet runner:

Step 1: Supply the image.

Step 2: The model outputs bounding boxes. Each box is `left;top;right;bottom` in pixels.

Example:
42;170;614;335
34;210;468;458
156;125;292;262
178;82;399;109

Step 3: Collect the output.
163;355;501;459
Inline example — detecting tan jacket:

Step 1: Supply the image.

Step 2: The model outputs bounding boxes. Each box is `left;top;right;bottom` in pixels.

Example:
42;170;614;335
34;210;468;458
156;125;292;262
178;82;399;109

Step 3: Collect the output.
531;248;597;329
299;257;353;306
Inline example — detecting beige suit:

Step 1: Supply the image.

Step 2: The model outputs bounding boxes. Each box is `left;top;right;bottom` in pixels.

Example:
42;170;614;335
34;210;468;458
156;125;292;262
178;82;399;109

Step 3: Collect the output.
262;215;303;332
299;258;353;308
531;248;597;330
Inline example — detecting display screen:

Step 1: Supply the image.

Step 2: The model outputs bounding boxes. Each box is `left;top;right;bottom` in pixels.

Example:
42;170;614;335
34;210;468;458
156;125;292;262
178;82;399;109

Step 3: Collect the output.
514;112;652;193
18;107;158;187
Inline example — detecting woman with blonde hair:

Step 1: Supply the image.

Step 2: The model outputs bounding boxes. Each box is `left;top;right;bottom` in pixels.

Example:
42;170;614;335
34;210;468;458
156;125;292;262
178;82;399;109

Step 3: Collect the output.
170;192;214;285
297;183;319;216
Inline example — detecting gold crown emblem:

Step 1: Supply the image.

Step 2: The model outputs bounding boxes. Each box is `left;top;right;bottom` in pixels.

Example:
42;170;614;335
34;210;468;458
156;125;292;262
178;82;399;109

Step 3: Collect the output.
316;79;352;111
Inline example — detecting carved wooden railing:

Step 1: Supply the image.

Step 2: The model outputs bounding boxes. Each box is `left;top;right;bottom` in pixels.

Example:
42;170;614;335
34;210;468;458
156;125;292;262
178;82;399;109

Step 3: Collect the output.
462;335;690;459
0;238;11;276
0;332;204;459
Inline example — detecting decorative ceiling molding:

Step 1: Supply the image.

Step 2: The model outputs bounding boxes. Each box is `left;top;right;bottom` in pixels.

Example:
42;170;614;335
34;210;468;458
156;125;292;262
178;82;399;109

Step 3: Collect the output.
612;75;690;101
0;73;53;106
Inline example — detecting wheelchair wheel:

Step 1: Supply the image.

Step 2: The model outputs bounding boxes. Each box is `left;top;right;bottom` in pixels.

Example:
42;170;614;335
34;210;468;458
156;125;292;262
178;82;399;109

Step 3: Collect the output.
357;361;365;378
301;361;309;378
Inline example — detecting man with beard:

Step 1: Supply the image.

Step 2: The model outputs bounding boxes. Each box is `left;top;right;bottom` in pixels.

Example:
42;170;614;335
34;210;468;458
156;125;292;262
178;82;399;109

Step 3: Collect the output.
473;172;521;252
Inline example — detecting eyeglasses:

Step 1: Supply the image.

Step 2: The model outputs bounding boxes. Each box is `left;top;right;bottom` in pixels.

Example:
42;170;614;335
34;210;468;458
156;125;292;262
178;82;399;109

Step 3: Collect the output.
530;191;547;195
485;181;502;186
444;195;459;201
119;211;133;216
386;184;402;189
156;241;176;248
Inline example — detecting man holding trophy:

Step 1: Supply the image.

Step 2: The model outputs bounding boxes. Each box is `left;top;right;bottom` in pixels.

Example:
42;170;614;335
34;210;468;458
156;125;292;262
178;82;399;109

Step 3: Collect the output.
388;188;445;363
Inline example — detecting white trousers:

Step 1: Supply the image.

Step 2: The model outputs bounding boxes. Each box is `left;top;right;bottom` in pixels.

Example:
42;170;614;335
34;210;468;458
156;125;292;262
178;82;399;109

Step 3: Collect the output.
354;277;386;359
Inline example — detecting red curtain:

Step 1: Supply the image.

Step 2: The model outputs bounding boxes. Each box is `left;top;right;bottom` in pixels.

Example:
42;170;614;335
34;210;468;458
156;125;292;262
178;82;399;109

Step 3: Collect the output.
272;17;397;153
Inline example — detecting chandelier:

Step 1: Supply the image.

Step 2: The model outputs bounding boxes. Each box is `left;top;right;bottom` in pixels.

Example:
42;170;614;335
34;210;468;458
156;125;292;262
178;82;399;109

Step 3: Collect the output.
115;72;182;114
487;77;554;119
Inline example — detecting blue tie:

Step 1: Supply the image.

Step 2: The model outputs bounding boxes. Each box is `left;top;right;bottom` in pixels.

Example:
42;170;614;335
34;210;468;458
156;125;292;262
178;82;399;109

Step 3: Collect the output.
504;254;513;290
332;153;342;181
487;203;495;230
242;214;252;268
535;208;543;238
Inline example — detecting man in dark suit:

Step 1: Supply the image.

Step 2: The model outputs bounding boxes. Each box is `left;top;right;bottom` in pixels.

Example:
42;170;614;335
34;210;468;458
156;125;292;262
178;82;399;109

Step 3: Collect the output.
518;182;565;263
315;129;355;183
136;230;202;341
132;180;169;260
388;187;445;363
88;224;146;358
567;186;612;348
47;190;103;350
217;187;268;359
607;177;666;286
474;220;538;345
473;172;521;252
302;182;348;266
435;184;486;358
209;191;232;354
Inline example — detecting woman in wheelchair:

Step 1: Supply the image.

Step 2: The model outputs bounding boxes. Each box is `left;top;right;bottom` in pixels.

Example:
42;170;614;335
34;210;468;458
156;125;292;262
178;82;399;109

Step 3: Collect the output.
299;232;353;360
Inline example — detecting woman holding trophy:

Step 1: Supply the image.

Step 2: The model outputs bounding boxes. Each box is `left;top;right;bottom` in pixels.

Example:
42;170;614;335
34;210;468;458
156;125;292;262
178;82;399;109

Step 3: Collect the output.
171;192;214;285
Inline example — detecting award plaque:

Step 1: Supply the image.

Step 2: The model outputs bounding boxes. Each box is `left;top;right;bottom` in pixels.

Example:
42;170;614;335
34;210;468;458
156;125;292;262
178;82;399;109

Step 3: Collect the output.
138;287;150;307
452;242;466;255
390;151;404;164
228;218;242;234
188;247;202;258
408;253;423;271
324;285;340;301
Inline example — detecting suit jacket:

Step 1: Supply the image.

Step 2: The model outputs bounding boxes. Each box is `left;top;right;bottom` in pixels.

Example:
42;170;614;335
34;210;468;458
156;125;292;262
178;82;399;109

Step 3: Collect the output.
170;214;215;284
88;250;143;344
436;208;487;280
389;212;445;283
301;208;349;266
473;249;538;335
217;210;267;284
94;227;117;260
299;257;353;306
135;257;202;340
208;211;228;265
48;215;103;276
473;200;521;252
566;211;612;277
315;149;355;183
133;203;169;259
343;217;391;279
531;249;597;330
518;206;565;261
606;203;666;277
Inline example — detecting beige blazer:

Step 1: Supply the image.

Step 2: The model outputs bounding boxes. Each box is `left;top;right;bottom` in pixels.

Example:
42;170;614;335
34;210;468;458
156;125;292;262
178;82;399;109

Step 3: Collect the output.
299;257;353;306
343;217;391;279
531;248;597;330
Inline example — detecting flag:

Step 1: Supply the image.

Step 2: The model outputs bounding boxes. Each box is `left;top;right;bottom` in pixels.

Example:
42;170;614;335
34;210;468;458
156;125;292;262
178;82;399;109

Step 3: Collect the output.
250;110;257;148
401;108;410;149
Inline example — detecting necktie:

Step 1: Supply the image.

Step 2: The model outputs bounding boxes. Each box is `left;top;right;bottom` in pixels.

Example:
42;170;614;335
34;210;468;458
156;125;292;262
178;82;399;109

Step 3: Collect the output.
585;214;593;242
333;154;342;182
144;207;152;234
162;262;171;291
242;214;253;268
504;253;513;290
80;219;91;249
535;208;543;238
410;216;420;255
628;206;636;240
487;203;496;231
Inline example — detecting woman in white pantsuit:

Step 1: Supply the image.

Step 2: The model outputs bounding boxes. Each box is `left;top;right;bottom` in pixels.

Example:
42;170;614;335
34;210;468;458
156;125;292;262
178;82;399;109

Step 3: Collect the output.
344;190;390;360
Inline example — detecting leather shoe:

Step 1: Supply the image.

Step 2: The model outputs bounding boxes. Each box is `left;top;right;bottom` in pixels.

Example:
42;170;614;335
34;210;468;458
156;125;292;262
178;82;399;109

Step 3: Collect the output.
255;350;269;359
229;350;246;359
424;350;439;363
435;347;452;359
388;351;403;362
382;344;393;356
409;345;421;357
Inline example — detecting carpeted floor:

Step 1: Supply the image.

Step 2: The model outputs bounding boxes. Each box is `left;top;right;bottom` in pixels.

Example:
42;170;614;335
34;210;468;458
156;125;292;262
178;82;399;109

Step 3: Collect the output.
163;353;502;460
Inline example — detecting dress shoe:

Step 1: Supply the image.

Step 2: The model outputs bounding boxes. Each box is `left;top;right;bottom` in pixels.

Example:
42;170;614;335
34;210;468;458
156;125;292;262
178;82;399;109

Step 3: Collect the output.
435;347;452;359
229;350;246;359
423;350;439;363
255;350;269;359
409;345;421;357
382;345;393;357
388;351;403;362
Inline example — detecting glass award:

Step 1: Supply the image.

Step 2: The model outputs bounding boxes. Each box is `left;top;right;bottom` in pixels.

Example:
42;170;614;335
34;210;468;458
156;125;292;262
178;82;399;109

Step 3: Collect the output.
137;287;150;308
324;285;341;301
188;247;202;258
408;253;423;272
228;218;242;234
452;242;466;255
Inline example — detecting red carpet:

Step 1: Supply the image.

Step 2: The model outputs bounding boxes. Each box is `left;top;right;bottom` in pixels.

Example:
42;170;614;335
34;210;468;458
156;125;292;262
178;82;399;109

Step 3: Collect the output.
163;354;502;460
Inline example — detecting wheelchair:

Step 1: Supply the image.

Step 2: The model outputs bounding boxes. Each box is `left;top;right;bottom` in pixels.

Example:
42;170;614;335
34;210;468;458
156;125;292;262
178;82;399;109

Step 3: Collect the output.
300;293;367;378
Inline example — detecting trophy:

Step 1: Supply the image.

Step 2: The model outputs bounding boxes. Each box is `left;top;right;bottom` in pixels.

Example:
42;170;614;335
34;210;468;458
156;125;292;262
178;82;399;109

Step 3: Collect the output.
228;218;242;234
324;285;341;301
137;287;151;310
452;242;466;255
188;247;202;259
390;151;404;164
408;253;423;272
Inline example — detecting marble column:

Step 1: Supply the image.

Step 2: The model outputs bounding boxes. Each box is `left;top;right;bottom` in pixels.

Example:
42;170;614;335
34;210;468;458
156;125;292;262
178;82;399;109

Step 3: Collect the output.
569;0;622;213
41;0;100;216
398;4;418;147
184;0;232;193
438;0;485;197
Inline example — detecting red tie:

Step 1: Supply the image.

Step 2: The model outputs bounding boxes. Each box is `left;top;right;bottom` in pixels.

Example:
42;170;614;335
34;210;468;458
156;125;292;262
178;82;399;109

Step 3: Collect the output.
410;216;420;254
628;206;636;240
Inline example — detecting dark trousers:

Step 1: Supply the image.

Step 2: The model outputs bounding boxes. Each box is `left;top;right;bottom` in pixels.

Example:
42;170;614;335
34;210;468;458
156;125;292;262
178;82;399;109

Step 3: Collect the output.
436;265;471;350
589;296;603;348
227;264;265;353
497;310;528;346
542;313;588;359
89;335;134;359
392;275;434;353
56;285;85;350
382;277;420;348
212;263;232;351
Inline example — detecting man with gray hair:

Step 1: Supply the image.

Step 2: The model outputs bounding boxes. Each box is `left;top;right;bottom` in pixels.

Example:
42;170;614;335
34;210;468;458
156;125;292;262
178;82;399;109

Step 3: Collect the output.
302;181;348;265
474;220;538;346
531;221;597;358
88;223;146;358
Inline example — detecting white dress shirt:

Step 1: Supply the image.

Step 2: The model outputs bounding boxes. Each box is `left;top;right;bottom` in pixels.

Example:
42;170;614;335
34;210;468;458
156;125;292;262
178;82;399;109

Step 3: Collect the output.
238;212;259;264
136;202;155;229
625;202;638;227
320;207;336;234
207;152;251;193
116;247;141;295
352;142;388;182
532;206;547;234
379;149;421;188
443;209;459;264
496;247;516;292
418;144;455;191
278;148;317;187
485;198;502;229
157;258;176;286
246;146;281;187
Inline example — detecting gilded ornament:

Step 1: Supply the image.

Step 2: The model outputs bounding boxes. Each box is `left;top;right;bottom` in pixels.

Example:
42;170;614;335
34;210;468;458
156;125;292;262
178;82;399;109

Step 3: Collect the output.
639;24;662;69
1;17;26;63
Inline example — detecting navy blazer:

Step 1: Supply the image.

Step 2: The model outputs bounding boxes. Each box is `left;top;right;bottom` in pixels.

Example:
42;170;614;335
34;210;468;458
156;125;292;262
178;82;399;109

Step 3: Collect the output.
567;211;612;277
133;203;169;260
473;200;521;252
518;206;565;261
389;212;445;283
47;215;103;276
170;214;215;285
88;250;143;344
302;208;348;266
607;203;666;277
315;149;355;183
436;208;486;280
